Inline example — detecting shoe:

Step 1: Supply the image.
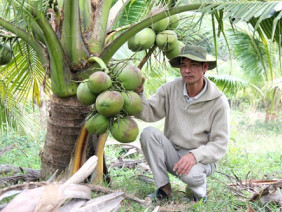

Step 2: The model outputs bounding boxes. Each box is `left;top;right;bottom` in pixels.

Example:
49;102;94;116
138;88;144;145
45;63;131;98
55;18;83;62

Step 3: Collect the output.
192;195;208;203
147;188;169;202
186;185;207;203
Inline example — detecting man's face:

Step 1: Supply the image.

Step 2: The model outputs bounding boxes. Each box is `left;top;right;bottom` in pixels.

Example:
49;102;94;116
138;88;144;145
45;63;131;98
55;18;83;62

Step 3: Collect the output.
179;58;208;85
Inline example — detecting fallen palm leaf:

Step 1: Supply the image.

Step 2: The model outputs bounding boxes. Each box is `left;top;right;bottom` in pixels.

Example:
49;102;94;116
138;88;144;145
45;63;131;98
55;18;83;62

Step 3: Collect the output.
85;184;150;206
34;184;91;212
1;156;98;212
74;191;124;212
249;180;282;204
0;174;40;186
58;199;87;212
1;184;92;212
0;182;48;200
109;158;145;169
123;148;138;158
137;175;154;184
65;155;98;185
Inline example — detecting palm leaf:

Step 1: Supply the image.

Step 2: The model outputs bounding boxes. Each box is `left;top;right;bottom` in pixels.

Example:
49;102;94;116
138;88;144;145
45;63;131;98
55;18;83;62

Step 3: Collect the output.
227;30;269;83
207;74;248;97
198;1;282;45
263;78;282;112
0;75;35;137
115;0;154;27
0;40;51;106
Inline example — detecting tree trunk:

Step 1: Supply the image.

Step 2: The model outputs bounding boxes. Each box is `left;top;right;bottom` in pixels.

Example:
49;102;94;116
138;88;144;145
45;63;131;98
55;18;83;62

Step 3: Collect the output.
40;95;90;179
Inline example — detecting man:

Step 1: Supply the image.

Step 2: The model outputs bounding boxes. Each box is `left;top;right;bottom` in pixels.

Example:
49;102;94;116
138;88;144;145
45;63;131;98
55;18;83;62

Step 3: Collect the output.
134;45;230;202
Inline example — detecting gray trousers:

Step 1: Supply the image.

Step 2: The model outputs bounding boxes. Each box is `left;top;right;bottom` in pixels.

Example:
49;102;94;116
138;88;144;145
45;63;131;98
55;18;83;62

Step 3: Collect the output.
140;127;216;198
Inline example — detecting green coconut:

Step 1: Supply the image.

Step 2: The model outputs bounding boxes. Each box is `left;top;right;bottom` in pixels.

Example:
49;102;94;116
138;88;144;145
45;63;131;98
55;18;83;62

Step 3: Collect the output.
115;63;142;91
128;36;141;52
0;43;12;65
161;39;179;52
87;71;112;94
76;81;97;106
110;116;139;143
165;40;185;59
168;14;180;29
121;91;142;116
85;113;110;135
156;30;177;50
135;28;156;50
96;90;124;117
151;17;170;32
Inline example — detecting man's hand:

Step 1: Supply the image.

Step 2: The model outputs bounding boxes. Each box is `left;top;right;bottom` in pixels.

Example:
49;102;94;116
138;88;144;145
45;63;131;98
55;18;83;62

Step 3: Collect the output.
173;153;196;176
134;76;146;94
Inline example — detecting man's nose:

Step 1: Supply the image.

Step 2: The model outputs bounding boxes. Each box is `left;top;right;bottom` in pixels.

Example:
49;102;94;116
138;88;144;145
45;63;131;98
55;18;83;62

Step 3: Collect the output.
183;66;191;73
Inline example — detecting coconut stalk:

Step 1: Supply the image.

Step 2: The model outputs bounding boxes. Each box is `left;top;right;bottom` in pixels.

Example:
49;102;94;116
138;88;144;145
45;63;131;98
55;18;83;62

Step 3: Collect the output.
92;132;108;184
72;126;90;173
61;0;89;67
29;6;78;97
88;0;113;54
79;0;92;33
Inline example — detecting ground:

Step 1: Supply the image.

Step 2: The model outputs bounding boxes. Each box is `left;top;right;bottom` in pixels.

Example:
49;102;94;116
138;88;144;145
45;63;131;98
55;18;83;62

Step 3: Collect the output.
0;108;281;211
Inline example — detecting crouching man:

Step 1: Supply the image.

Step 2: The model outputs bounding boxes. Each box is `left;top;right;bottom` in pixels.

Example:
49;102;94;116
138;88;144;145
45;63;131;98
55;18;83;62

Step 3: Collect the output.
134;45;230;202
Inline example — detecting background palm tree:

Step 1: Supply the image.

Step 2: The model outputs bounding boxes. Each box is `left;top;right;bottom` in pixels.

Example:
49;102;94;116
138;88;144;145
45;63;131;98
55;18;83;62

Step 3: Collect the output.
0;0;281;179
227;30;281;121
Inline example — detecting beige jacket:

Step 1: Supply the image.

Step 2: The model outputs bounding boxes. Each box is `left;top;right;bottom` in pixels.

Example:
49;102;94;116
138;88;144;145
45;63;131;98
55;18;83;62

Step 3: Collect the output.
135;77;230;164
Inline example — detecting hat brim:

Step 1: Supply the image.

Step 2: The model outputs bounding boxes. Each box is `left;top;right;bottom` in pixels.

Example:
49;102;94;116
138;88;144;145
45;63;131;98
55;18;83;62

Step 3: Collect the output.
169;53;217;70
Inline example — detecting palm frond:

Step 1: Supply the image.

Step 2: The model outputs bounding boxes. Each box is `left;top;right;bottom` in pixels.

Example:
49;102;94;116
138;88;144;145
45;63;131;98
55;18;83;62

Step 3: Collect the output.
0;0;50;30
227;30;269;83
0;40;51;106
206;74;248;97
115;0;154;27
263;78;282;103
0;75;35;137
199;1;282;45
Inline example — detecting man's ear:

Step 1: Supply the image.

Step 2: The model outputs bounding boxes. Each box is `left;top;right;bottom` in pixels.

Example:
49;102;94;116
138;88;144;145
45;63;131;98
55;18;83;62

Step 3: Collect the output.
203;62;209;72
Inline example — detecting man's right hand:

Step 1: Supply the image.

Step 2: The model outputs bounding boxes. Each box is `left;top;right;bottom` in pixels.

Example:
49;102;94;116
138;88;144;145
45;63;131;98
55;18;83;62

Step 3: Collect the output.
134;76;146;94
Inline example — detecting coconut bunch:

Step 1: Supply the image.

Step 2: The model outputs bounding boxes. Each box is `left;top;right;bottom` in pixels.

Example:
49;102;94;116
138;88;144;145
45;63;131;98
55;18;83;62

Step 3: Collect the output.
127;14;185;60
76;60;143;143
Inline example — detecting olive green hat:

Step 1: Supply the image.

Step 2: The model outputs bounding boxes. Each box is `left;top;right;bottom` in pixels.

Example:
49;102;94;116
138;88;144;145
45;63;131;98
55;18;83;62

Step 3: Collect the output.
169;45;216;70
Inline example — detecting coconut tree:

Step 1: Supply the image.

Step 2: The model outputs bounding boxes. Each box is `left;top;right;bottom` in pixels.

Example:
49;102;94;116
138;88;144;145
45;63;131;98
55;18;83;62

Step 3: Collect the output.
0;0;281;180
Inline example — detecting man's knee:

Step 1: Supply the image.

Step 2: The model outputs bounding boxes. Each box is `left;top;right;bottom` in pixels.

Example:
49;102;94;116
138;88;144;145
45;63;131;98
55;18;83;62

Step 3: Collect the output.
181;165;206;187
140;126;159;145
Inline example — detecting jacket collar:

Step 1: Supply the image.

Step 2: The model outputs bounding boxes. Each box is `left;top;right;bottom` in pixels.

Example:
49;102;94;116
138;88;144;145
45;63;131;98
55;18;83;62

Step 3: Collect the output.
177;76;223;101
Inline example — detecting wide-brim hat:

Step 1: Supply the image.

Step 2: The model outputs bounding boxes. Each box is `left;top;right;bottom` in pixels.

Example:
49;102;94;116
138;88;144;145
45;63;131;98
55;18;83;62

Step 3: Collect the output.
169;45;217;70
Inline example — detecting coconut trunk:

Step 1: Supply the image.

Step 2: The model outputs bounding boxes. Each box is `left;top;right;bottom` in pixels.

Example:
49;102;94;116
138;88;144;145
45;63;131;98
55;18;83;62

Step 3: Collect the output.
40;95;91;179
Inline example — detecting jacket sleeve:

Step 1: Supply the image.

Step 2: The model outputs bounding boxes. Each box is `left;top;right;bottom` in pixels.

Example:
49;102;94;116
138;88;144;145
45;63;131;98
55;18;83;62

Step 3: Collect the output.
190;97;230;164
134;85;167;122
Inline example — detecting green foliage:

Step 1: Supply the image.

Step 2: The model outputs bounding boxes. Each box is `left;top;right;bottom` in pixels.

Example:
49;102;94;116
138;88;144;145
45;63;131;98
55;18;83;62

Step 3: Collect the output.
0;41;50;136
115;0;153;27
0;131;45;169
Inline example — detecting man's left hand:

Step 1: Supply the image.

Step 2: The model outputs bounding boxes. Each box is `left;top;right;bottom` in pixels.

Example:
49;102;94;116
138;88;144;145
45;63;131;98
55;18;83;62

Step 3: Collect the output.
173;153;196;176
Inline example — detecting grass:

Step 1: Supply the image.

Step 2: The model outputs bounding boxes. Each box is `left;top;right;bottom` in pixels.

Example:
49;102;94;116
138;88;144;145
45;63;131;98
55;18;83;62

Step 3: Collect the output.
0;131;44;170
0;108;281;211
